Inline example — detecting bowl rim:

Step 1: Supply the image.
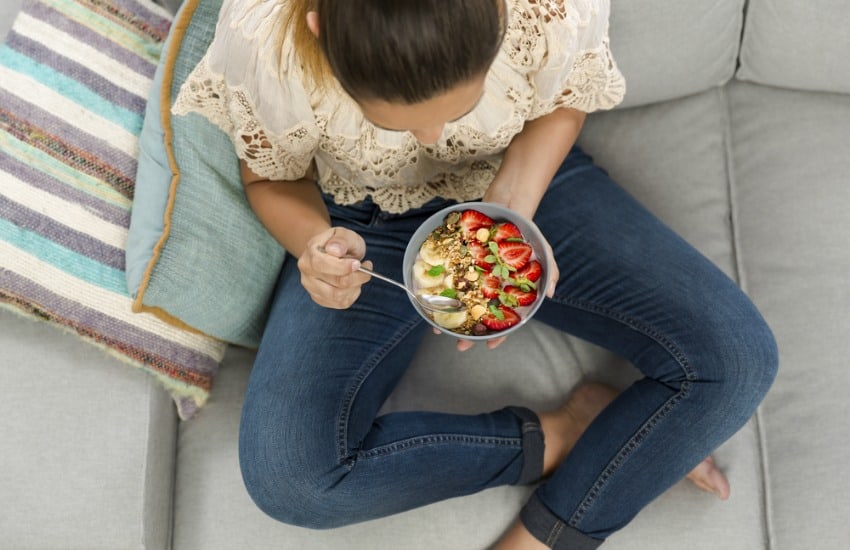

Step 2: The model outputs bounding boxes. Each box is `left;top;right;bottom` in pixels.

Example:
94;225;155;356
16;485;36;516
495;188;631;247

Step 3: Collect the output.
402;202;550;341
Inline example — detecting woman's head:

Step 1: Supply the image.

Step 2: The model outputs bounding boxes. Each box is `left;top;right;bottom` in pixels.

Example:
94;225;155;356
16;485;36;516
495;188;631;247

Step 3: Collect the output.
312;0;505;104
286;0;506;143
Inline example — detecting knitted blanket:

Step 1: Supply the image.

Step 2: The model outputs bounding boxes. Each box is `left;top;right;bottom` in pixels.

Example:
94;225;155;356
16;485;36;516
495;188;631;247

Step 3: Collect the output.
0;0;227;419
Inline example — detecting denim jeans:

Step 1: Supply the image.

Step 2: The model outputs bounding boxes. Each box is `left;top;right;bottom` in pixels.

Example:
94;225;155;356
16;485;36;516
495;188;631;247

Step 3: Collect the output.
239;148;778;548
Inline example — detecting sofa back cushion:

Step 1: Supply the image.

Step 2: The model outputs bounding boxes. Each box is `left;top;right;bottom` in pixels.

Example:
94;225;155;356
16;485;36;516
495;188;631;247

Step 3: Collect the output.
609;0;745;108
737;0;850;94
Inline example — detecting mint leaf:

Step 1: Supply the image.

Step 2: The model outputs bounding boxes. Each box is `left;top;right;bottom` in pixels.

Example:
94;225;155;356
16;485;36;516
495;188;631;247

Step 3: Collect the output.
439;288;457;299
484;254;498;264
515;277;536;291
427;264;446;277
489;304;505;320
499;291;518;308
488;241;499;254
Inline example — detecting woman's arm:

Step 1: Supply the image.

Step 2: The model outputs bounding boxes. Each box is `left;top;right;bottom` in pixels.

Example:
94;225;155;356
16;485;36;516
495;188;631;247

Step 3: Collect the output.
241;160;370;309
241;161;331;258
484;107;586;220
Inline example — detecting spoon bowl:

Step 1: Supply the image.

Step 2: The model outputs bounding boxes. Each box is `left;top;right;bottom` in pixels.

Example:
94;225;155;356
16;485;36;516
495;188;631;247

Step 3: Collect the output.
356;265;465;313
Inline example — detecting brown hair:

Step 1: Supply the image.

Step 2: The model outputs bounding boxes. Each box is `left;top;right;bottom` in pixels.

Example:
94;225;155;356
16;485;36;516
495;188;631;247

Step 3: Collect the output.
283;0;506;104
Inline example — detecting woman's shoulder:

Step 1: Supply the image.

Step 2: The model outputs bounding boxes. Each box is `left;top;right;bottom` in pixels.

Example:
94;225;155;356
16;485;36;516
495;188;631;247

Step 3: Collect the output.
508;0;605;20
212;0;296;78
503;0;611;63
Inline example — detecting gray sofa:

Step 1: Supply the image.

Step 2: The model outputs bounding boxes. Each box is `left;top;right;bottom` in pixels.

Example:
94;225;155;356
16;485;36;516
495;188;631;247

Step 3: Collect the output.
2;0;849;548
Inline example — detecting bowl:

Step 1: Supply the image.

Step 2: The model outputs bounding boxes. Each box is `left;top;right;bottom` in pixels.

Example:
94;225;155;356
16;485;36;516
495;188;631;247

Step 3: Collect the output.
403;202;551;341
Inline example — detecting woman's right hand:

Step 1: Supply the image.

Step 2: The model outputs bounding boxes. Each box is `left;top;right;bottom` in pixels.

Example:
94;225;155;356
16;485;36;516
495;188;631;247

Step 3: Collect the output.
297;227;372;309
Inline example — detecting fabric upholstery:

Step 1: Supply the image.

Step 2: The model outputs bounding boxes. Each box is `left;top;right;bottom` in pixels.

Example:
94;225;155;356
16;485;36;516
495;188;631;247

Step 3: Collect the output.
0;311;177;549
738;0;850;94
609;0;745;108
729;81;850;549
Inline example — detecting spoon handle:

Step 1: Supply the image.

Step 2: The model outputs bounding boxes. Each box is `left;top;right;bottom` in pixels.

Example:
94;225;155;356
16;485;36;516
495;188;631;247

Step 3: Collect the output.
356;265;410;294
316;246;410;293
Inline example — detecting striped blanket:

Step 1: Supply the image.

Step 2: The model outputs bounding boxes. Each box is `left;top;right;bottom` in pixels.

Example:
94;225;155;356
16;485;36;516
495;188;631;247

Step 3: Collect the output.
0;0;226;420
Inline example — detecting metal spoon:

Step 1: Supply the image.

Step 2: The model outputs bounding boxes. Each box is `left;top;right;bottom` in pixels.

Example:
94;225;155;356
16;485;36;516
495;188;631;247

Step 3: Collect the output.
316;246;465;313
356;265;466;313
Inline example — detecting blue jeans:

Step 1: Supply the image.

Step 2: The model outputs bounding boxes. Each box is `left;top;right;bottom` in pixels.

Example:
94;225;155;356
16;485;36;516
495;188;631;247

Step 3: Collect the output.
239;148;778;548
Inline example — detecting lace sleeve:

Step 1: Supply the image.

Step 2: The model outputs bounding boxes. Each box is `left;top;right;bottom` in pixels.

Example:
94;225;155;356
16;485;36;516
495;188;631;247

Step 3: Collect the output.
522;0;626;117
172;0;319;182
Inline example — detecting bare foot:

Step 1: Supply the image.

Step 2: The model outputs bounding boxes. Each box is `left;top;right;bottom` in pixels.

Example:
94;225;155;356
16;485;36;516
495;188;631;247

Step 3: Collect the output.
538;383;619;476
686;455;731;500
538;384;732;497
492;520;548;550
495;386;731;549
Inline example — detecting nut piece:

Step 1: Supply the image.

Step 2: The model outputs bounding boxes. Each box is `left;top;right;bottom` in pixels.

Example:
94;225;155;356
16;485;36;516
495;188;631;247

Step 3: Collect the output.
464;268;480;282
475;227;490;243
470;304;488;321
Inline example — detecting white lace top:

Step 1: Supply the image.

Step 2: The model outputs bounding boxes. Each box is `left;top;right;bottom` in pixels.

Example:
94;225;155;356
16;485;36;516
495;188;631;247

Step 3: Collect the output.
173;0;626;213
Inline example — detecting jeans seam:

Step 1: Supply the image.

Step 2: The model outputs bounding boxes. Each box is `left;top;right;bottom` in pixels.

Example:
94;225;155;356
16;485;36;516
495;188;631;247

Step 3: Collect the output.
547;294;697;382
335;316;424;465
546;520;565;547
567;382;692;527
357;434;522;460
544;294;698;528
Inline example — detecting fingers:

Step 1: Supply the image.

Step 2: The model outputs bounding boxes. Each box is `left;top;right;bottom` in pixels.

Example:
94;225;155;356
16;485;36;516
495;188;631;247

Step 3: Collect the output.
546;262;559;298
486;336;508;349
456;339;476;352
299;227;371;309
431;327;509;352
323;226;367;261
543;238;558;298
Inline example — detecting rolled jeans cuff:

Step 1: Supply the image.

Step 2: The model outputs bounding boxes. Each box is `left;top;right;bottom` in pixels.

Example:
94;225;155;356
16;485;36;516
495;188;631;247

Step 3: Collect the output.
507;406;544;485
520;493;604;550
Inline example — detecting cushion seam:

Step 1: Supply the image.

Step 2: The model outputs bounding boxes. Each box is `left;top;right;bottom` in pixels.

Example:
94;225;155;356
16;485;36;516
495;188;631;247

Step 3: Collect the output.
132;0;198;324
720;82;775;550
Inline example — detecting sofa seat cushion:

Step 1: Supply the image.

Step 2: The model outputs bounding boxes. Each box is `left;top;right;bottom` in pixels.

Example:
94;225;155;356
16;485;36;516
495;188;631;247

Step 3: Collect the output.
729;81;850;548
0;310;177;550
172;87;768;549
175;337;766;549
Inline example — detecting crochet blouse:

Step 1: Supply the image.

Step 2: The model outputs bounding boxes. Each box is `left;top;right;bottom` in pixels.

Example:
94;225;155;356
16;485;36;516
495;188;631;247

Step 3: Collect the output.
173;0;626;213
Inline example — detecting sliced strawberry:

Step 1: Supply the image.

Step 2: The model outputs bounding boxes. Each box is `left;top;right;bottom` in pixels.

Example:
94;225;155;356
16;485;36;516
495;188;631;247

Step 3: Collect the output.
460;210;494;241
466;240;493;271
491;222;522;242
515;260;542;283
480;274;502;299
497;241;532;271
504;285;538;306
480;305;521;332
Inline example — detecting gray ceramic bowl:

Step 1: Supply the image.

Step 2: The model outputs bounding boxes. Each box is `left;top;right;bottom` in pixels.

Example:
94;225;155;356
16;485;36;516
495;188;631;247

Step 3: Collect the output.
403;202;551;341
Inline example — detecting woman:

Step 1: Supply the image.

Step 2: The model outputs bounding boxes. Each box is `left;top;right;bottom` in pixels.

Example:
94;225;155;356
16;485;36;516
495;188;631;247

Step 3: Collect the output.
174;0;778;547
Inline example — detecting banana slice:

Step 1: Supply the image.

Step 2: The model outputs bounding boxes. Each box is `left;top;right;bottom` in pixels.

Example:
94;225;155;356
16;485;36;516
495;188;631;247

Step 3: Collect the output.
413;260;445;288
443;273;455;291
419;242;446;266
432;310;468;329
